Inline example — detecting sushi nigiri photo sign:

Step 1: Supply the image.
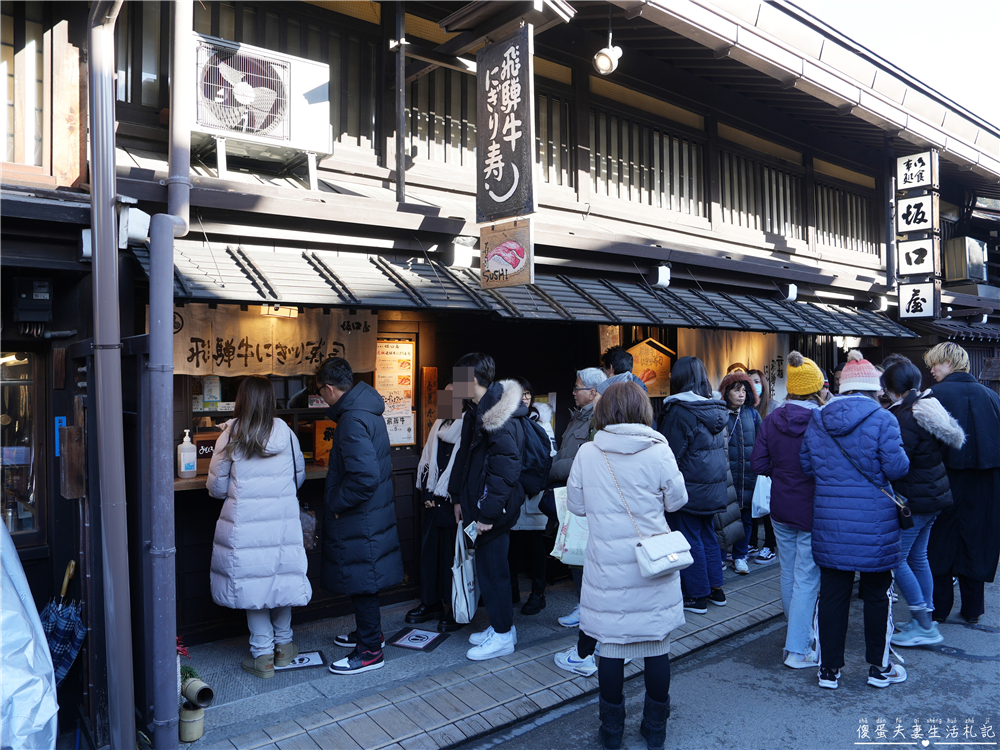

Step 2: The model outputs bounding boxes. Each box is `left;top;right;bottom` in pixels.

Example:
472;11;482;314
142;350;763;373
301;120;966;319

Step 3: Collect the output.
480;218;534;290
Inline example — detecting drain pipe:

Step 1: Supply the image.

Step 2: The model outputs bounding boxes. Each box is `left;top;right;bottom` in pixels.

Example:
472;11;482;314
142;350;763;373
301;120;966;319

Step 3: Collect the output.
87;2;136;749
147;2;193;749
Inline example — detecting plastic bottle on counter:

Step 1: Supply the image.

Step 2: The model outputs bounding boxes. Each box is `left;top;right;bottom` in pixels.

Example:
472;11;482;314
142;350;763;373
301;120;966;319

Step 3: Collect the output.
177;430;197;479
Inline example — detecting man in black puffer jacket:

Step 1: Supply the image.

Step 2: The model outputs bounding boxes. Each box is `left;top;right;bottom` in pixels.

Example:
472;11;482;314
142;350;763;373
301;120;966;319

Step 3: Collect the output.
318;357;403;675
657;356;731;614
449;353;527;661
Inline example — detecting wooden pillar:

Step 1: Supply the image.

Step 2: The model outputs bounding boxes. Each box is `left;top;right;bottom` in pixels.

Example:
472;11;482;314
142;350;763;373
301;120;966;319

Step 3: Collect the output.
705;116;721;232
572;60;591;205
804;151;817;255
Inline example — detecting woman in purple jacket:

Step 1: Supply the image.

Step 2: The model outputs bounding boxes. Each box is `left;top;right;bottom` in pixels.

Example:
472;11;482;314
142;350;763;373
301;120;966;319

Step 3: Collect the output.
750;352;825;670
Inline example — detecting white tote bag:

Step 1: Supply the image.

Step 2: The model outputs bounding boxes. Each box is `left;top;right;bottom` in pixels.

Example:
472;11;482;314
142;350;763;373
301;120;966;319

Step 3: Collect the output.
550;487;589;567
450;528;478;624
751;475;772;519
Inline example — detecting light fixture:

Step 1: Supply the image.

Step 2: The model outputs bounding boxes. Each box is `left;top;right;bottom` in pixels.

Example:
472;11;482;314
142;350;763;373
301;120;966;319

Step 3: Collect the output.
260;304;298;319
593;7;622;75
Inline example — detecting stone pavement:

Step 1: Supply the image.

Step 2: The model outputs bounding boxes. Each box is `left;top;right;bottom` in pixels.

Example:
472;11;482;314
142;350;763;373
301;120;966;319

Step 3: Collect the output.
184;561;783;750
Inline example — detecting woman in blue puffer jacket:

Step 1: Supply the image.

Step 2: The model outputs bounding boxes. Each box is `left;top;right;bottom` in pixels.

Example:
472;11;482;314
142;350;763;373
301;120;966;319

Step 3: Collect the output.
800;350;909;691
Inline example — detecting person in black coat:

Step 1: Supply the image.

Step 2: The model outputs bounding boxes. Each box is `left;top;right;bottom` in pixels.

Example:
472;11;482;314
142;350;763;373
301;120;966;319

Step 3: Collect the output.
718;372;762;573
317;357;404;675
657;356;729;614
882;362;965;648
923;343;1000;624
448;353;527;661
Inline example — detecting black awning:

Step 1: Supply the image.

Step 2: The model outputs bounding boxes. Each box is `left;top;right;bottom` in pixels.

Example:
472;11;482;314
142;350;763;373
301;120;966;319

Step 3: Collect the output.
909;318;1000;343
133;244;916;337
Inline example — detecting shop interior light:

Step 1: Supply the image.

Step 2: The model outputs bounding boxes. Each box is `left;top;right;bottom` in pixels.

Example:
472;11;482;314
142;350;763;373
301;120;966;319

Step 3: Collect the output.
260;304;298;319
593;7;622;76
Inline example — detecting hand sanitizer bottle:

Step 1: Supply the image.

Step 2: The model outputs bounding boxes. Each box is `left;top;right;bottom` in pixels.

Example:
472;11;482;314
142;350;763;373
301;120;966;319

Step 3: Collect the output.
178;429;197;479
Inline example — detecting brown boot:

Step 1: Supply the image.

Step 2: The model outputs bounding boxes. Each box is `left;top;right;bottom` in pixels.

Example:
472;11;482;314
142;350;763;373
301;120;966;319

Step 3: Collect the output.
274;641;299;667
241;653;275;679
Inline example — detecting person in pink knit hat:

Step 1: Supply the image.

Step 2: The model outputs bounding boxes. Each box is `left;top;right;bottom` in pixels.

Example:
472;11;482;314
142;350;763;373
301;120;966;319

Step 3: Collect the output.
800;350;911;690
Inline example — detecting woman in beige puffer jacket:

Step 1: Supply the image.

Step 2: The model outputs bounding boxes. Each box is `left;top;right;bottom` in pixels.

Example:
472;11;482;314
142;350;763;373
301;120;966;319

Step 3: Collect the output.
567;381;688;750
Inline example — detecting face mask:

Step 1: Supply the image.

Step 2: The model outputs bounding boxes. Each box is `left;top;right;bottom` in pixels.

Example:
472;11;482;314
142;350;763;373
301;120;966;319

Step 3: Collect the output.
753;383;763;397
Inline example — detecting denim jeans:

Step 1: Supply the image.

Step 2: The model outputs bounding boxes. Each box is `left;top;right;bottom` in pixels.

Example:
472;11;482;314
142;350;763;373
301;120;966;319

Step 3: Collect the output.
894;512;938;613
668;511;724;599
771;521;820;656
246;606;293;658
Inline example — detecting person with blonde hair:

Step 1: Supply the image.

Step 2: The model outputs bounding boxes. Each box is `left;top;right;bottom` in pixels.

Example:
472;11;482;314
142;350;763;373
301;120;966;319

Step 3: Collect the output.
568;381;688;750
208;376;311;679
923;342;1000;625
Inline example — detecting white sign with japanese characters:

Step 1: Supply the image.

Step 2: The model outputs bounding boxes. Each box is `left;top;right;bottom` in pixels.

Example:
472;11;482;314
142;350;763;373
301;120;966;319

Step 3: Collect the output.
476;26;536;223
897;237;938;277
898;282;937;319
896;150;938;191
896;193;938;235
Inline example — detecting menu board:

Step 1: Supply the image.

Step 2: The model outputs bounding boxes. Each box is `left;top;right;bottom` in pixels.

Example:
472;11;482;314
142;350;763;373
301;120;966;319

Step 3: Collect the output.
375;340;416;445
628;338;674;398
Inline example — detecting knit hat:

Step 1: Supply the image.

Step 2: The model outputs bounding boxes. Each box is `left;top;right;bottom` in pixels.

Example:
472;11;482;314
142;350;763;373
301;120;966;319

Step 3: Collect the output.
838;350;881;392
595;372;631;395
786;351;824;396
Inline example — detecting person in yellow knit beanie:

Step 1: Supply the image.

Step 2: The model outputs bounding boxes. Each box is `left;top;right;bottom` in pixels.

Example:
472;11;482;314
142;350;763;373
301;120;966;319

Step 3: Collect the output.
749;351;826;671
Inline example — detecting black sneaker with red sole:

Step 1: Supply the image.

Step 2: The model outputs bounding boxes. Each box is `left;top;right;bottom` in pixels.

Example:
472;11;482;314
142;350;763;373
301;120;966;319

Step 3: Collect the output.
328;647;385;675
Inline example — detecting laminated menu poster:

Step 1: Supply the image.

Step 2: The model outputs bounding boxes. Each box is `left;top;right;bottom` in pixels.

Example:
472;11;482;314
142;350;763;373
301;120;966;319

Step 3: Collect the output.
375;341;416;444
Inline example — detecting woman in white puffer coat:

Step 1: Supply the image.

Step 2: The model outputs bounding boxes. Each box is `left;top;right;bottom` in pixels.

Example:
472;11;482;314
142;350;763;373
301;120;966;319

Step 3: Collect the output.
208;376;312;679
567;381;688;750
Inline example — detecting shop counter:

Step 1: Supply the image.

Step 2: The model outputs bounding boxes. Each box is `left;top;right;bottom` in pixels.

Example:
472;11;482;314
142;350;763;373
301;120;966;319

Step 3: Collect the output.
173;466;329;492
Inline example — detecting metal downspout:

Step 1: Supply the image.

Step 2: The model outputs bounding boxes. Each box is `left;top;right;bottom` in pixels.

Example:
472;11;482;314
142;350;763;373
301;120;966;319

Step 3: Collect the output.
149;2;192;748
87;2;136;749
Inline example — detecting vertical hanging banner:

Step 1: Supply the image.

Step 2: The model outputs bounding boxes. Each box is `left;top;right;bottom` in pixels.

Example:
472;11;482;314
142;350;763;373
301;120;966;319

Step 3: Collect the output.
476;25;536;224
896;150;939;191
480;218;534;289
897;237;939;277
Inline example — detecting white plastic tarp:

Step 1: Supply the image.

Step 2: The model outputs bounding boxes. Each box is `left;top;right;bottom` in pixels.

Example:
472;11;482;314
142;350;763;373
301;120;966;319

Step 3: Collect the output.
0;523;58;750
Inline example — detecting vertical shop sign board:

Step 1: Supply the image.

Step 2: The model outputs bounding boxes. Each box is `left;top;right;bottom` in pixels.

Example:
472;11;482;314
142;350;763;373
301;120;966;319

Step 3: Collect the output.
627;338;674;398
897;237;939;277
375;340;416;446
476;26;536;224
896;150;939;191
422;367;438;443
480;218;534;289
896;193;938;236
898;281;939;319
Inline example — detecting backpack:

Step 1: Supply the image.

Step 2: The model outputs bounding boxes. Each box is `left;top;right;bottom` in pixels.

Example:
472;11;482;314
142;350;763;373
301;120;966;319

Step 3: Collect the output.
518;417;554;496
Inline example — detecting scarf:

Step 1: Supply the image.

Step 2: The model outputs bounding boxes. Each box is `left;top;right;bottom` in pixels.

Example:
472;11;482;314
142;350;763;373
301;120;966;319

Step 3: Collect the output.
416;417;464;499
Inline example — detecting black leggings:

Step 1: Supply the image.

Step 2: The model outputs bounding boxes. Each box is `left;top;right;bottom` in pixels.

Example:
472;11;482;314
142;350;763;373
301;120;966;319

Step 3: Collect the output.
598;653;671;705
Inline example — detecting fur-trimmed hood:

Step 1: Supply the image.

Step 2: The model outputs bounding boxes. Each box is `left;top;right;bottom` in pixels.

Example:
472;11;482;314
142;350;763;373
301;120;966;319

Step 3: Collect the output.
478;379;528;433
912;393;966;449
718;372;759;407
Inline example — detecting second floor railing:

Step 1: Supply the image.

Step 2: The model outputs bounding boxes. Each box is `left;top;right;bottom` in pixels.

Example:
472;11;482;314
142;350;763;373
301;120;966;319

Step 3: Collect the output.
719;149;804;240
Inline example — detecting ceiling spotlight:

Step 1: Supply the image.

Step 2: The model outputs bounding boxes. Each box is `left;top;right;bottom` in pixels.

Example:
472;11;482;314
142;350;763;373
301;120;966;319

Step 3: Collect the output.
593;42;622;75
593;7;621;76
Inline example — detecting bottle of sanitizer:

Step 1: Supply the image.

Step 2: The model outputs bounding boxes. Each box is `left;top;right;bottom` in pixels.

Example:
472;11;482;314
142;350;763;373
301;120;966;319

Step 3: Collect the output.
177;429;197;479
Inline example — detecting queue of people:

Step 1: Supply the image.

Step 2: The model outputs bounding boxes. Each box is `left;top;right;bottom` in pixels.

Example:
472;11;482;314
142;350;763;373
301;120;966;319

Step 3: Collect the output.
203;340;998;750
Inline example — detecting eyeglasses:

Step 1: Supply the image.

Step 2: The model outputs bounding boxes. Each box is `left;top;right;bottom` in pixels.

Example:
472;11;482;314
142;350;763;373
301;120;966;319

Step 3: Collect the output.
520;393;532;401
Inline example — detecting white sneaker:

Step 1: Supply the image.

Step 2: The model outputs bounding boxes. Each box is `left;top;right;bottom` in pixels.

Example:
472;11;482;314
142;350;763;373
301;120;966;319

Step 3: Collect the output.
558;605;581;628
754;547;776;563
469;625;517;646
733;558;750;575
553;646;597;676
466;629;515;661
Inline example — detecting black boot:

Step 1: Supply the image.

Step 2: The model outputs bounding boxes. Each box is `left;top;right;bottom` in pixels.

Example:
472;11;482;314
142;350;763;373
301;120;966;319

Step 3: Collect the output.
639;694;670;750
598;697;626;750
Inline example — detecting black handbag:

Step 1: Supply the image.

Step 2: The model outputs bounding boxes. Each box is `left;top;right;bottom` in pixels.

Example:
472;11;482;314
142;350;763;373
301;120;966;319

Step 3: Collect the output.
823;418;914;530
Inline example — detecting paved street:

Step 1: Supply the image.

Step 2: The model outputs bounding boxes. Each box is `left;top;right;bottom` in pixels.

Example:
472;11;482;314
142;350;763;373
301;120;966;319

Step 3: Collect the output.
456;582;1000;750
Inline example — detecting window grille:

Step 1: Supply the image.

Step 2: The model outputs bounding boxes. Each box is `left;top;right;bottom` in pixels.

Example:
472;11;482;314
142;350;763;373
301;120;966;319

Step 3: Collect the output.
406;67;476;167
537;92;572;188
590;107;705;217
814;181;877;255
719;149;803;239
